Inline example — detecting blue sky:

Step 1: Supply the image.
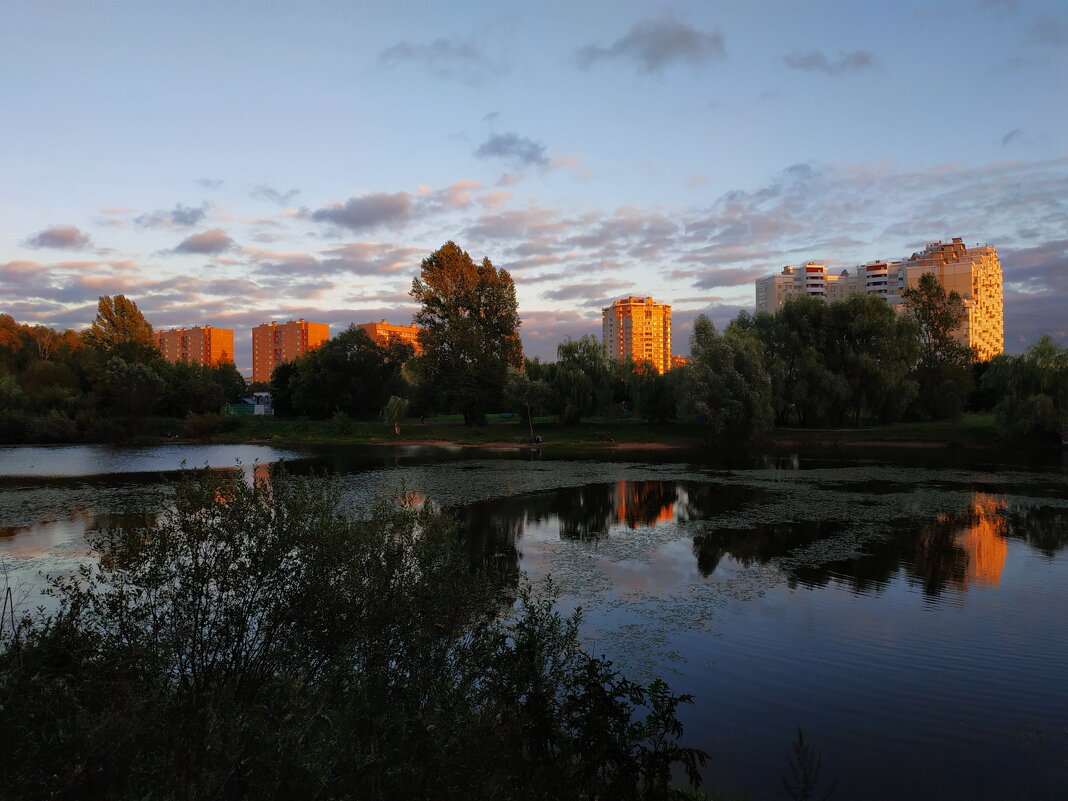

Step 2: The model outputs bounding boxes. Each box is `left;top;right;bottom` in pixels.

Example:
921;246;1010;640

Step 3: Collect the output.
2;0;1066;375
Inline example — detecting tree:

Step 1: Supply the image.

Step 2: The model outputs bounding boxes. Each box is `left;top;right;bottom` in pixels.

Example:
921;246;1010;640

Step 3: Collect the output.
411;241;522;426
272;326;411;419
83;295;159;362
982;335;1068;443
504;366;552;438
552;336;612;424
685;316;774;441
901;273;973;418
383;395;409;435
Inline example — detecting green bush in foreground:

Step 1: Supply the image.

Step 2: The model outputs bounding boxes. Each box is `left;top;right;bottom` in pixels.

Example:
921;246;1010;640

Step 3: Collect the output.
0;468;706;800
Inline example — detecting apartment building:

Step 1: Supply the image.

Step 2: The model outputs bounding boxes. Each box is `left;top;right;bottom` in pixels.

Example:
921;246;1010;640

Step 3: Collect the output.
252;319;329;383
754;238;1003;359
157;326;234;366
356;319;423;355
602;296;672;375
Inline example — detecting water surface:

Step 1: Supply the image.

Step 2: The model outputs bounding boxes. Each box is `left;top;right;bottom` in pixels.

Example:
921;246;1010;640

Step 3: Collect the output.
1;443;1066;800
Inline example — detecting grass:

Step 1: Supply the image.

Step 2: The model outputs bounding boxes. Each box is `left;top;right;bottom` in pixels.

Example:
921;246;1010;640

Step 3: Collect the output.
219;414;710;448
771;413;1000;447
214;412;1003;450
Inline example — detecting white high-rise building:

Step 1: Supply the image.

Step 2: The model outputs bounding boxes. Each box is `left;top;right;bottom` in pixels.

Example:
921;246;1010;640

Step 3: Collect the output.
753;238;1003;360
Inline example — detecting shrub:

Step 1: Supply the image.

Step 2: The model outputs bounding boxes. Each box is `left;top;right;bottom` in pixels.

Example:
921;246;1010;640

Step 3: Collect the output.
0;468;706;801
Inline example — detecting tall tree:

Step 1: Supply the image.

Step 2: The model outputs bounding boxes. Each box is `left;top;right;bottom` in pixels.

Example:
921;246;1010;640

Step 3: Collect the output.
685;316;774;441
410;241;522;425
982;335;1068;442
552;335;612;424
83;295;159;362
901;273;973;418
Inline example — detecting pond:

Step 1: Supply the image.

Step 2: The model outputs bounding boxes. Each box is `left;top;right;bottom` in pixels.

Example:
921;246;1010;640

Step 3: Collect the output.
1;443;1067;800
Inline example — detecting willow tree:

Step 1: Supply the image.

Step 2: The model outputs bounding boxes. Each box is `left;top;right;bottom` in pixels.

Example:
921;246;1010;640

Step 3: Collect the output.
410;242;522;425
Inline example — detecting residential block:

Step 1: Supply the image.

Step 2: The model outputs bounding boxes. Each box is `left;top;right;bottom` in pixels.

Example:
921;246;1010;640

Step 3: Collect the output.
754;237;1003;360
157;326;234;366
602;296;672;375
357;319;423;355
252;319;329;383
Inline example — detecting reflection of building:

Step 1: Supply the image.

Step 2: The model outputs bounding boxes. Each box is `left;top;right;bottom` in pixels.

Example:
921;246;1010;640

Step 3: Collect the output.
357;320;423;355
615;481;676;528
602;296;673;374
251;319;329;383
754;237;1003;359
953;493;1007;587
157;326;234;366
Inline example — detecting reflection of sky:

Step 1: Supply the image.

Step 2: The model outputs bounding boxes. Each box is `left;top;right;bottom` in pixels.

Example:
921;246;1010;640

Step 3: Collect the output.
3;452;1068;800
0;445;300;478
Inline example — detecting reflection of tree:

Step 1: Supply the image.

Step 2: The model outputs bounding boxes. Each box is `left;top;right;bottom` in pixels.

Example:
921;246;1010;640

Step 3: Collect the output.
692;494;1017;598
1004;504;1068;557
692;521;841;577
451;497;525;593
678;482;760;522
557;483;616;541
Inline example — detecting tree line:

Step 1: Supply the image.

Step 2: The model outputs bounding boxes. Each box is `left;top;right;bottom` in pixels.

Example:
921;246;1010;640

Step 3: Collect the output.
4;242;1065;446
270;242;1067;446
0;295;245;443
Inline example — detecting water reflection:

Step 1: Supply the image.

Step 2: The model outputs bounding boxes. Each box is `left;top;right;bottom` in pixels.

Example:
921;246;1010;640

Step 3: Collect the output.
0;509;160;559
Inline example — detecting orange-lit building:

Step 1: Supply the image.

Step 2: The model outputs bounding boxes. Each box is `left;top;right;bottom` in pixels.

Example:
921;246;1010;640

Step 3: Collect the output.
252;319;329;383
357;320;423;355
754;237;1003;360
157;326;234;366
602;296;673;374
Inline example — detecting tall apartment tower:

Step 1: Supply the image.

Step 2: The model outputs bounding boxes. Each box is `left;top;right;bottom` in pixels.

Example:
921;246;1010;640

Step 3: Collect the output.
157;326;234;366
602;296;672;375
903;239;1003;361
753;238;1003;360
252;319;329;383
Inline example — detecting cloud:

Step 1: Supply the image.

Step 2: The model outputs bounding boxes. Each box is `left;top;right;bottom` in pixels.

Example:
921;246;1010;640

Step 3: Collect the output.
136;202;209;229
543;279;634;304
1030;15;1068;47
378;38;506;83
246;242;423;279
196;178;224;189
1001;128;1023;147
575;17;726;73
173;228;237;255
474;133;548;167
249;184;301;205
784;50;877;75
311;192;413;231
24;225;91;250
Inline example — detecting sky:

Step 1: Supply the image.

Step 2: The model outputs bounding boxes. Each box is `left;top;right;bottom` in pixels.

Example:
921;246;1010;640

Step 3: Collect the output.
2;0;1066;376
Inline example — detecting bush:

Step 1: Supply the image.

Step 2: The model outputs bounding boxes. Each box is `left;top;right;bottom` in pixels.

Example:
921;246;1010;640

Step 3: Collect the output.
0;468;706;801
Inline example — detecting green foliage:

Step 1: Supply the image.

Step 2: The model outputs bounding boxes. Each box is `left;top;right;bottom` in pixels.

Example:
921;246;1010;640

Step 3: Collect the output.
685;316;774;441
505;364;554;435
411;241;523;426
628;360;678;423
82;294;160;362
982;336;1068;443
0;468;706;800
780;729;837;801
553;336;614;424
382;394;409;434
270;326;411;419
901;272;974;419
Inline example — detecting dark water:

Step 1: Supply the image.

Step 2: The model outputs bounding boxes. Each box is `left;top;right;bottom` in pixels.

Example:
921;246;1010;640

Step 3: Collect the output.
1;443;1067;800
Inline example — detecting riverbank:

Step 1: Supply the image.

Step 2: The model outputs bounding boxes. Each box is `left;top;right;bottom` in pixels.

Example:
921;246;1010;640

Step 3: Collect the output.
216;412;1005;451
